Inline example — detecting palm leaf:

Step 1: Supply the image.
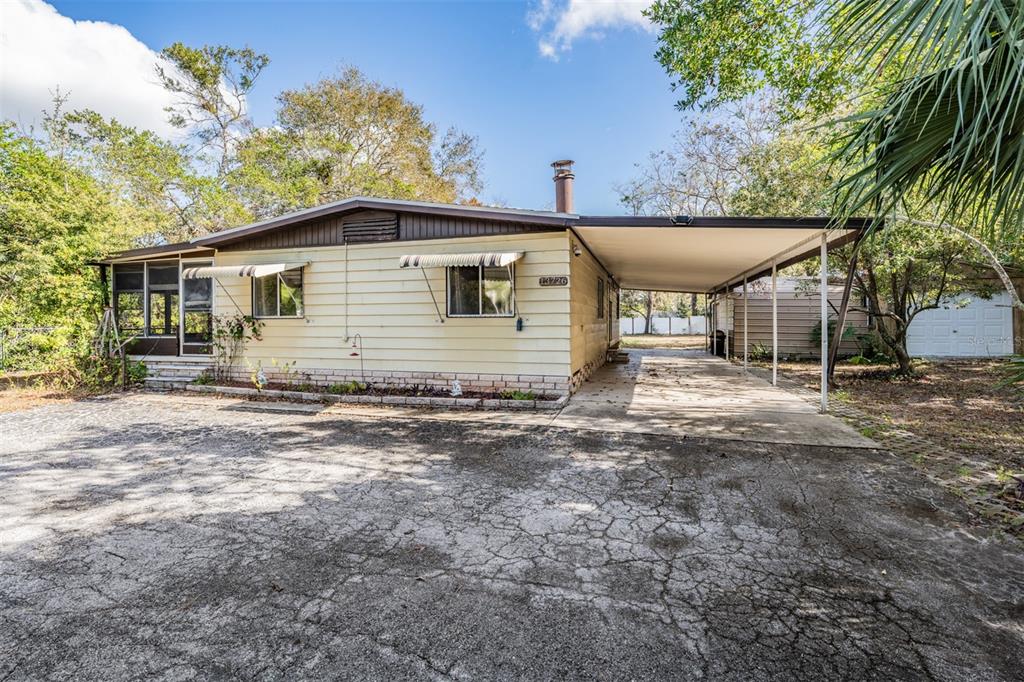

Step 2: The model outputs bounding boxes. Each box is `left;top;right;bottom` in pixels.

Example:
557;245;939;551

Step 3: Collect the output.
825;0;1024;239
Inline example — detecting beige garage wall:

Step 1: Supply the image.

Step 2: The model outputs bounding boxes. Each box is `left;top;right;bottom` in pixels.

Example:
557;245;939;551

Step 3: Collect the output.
212;231;572;377
731;285;871;358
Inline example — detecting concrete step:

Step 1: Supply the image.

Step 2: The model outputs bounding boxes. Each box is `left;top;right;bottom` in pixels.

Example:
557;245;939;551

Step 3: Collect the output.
143;376;193;391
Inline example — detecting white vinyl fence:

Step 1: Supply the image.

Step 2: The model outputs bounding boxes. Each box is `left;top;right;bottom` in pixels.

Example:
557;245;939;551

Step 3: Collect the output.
620;316;707;336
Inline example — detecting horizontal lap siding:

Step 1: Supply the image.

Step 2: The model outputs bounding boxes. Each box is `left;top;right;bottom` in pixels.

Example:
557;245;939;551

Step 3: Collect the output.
569;240;615;375
213;232;572;376
732;290;871;358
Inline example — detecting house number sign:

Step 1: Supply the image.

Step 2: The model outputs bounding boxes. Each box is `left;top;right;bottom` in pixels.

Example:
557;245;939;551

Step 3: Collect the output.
539;276;569;287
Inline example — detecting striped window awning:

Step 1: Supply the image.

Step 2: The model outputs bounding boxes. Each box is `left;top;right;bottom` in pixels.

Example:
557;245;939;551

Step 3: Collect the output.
181;262;308;279
398;252;524;269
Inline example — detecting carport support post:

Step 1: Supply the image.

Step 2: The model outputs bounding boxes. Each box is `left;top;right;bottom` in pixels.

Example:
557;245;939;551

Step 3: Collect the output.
820;232;829;413
742;278;748;371
771;262;778;386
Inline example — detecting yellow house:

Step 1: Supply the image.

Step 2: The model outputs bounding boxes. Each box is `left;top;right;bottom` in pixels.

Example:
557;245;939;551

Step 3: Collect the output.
98;162;867;398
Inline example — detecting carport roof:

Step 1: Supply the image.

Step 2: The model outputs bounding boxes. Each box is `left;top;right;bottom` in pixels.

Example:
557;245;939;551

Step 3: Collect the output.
574;217;870;293
96;196;872;289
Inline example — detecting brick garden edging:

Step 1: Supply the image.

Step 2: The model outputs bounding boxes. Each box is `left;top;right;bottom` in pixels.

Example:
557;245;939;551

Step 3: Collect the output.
183;383;569;411
746;363;1023;536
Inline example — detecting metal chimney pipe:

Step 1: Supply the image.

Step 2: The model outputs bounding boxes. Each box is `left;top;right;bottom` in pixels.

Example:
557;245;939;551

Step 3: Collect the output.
551;160;574;213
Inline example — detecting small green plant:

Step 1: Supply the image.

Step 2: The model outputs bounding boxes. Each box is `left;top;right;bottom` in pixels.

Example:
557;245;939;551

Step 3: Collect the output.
998;355;1024;392
749;342;771;362
847;355;872;365
193;371;214;386
125;360;147;385
211;314;264;381
995;466;1016;484
500;389;537;400
810;319;855;346
270;358;298;386
248;360;268;392
327;380;367;395
956;464;973;478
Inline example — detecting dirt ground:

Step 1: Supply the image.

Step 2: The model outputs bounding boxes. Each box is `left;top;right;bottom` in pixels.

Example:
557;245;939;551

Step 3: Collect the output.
620;334;706;350
0;372;90;414
776;359;1024;471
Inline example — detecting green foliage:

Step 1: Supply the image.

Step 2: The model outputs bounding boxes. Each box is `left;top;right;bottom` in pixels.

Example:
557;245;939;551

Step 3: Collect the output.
826;0;1024;239
810;319;856;346
645;0;848;114
749;342;772;362
211;314;263;381
232;67;483;216
0;125;126;336
193;371;214;386
327;380;368;395
157;42;269;175
998;356;1024;393
500;389;537;401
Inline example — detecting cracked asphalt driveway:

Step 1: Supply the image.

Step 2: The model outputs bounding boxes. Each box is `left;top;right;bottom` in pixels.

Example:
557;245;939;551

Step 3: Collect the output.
1;394;1022;680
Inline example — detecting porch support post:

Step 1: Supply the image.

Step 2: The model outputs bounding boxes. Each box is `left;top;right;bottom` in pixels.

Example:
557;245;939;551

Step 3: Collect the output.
712;295;718;355
771;261;778;386
742;277;748;371
820;232;829;413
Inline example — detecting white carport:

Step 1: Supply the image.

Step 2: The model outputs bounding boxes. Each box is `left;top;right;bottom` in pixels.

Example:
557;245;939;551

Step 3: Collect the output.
572;218;869;413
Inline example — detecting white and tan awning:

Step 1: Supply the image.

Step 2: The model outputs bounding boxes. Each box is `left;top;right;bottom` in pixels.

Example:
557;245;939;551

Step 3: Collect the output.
181;262;308;279
399;252;524;269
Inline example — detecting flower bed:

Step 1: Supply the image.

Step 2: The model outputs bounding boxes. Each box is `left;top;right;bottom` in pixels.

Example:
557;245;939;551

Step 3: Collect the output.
184;381;568;411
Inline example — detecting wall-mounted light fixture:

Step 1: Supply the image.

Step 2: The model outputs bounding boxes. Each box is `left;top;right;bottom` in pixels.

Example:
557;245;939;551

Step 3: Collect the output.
573;244;582;257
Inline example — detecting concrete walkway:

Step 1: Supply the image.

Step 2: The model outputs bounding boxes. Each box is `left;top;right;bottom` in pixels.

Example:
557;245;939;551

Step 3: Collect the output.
145;349;873;448
551;349;873;447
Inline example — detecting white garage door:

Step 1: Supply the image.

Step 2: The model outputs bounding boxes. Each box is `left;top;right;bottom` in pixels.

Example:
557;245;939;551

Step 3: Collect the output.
906;292;1014;357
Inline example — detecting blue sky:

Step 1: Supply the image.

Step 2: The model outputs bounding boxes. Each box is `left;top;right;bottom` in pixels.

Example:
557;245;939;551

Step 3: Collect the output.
7;1;685;214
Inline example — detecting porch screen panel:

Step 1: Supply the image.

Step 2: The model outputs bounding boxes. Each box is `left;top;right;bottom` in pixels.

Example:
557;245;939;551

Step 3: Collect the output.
113;264;144;335
182;261;213;352
147;264;179;337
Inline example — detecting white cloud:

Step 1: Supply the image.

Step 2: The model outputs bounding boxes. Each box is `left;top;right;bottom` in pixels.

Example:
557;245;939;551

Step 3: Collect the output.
0;0;177;136
528;0;654;59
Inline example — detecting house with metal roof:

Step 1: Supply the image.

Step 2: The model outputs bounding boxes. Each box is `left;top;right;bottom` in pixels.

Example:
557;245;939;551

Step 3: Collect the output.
97;161;867;401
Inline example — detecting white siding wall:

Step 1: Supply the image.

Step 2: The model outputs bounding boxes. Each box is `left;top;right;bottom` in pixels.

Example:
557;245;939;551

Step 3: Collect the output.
212;232;572;378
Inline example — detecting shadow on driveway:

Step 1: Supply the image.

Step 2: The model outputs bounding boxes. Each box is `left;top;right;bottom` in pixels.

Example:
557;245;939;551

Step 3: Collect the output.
1;394;1021;680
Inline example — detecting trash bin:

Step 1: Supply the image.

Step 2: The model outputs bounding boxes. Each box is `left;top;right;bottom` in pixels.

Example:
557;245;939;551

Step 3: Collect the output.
713;331;727;358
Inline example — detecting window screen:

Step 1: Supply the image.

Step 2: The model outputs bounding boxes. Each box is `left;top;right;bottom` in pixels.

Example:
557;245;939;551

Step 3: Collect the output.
253;268;304;317
447;265;514;317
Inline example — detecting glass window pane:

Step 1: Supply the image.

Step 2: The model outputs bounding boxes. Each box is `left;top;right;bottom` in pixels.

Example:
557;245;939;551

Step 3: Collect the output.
597;278;605;318
448;266;479;315
253;274;278;317
114;264;144;291
278;269;303;317
481;266;513;316
183;275;212;310
148;292;179;336
115;291;144;334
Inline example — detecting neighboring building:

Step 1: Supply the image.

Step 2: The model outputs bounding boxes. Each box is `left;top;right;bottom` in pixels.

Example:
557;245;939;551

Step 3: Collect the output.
97;162;868;395
713;277;1019;360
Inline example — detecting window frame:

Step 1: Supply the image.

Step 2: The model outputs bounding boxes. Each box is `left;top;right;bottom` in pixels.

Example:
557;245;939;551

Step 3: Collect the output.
445;264;516;318
112;264;146;337
597;277;606;319
251;267;305;319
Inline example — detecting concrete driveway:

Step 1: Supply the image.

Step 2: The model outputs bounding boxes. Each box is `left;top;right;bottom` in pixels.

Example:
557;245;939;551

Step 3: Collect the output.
554;349;872;447
1;393;1022;680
